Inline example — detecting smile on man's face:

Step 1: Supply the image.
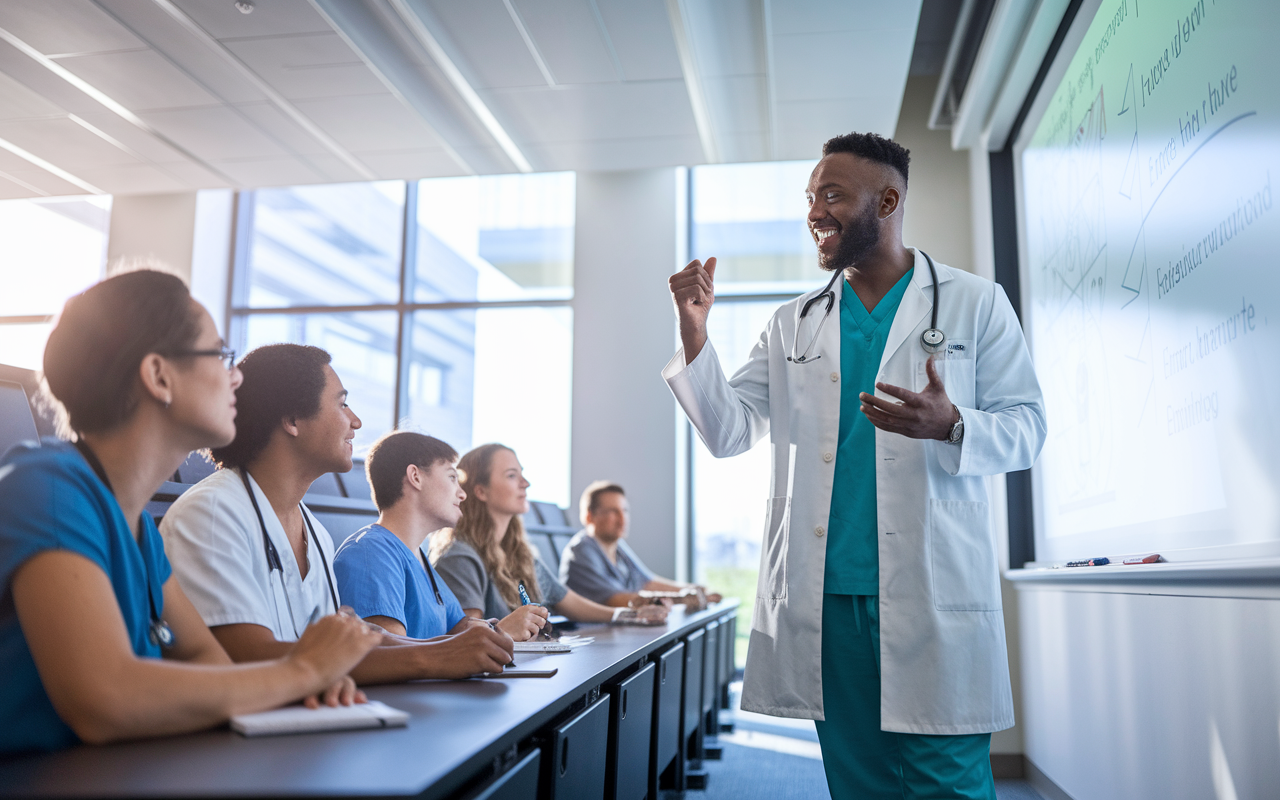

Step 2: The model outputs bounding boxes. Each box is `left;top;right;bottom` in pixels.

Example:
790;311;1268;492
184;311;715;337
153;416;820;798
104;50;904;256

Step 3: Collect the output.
806;153;888;271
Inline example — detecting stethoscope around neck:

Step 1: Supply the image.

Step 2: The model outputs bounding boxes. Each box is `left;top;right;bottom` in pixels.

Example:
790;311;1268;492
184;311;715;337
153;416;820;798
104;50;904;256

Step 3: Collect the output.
239;469;338;639
787;250;945;364
74;439;176;650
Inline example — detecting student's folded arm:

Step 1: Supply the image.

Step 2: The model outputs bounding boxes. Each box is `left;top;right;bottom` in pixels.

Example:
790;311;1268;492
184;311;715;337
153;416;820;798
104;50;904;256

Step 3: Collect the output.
604;591;641;608
363;615;407;637
345;626;514;683
13;551;376;745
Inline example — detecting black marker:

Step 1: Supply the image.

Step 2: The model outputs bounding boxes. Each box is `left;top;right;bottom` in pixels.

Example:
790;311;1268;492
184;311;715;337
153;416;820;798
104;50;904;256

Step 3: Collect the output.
1065;557;1110;567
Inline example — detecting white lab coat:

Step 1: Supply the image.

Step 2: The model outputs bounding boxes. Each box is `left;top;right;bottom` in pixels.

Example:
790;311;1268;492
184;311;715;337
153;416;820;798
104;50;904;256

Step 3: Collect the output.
662;250;1045;734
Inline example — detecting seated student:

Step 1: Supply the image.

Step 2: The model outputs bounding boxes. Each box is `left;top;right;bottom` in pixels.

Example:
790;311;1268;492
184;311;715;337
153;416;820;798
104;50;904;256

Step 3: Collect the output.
0;271;378;753
561;481;721;608
430;444;667;626
160;344;513;681
333;431;548;641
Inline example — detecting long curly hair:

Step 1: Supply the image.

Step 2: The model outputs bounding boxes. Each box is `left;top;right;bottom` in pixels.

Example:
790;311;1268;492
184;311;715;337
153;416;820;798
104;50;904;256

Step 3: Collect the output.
429;443;540;609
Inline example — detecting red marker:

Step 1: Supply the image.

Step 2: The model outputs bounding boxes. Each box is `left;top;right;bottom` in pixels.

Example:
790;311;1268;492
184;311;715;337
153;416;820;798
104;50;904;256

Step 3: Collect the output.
1122;554;1162;565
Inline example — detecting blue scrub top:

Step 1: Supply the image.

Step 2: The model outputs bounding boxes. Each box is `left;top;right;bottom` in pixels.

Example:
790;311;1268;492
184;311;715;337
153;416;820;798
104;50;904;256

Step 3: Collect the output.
0;439;171;754
825;269;914;595
334;524;467;639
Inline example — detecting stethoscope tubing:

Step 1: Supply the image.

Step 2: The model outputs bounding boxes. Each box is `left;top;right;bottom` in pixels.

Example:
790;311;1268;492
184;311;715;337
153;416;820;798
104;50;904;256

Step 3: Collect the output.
788;250;943;364
240;469;339;638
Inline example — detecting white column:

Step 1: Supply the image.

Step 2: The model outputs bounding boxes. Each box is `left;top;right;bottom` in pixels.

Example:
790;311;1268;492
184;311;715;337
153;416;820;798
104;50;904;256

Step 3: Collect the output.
572;168;683;578
105;190;234;335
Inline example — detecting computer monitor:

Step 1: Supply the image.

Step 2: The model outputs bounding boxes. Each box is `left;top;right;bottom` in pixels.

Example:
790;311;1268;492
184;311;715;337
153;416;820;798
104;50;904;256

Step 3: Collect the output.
0;380;40;460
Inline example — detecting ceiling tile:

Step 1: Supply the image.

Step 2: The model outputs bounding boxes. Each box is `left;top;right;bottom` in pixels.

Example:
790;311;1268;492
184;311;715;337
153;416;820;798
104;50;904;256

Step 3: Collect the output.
0;70;65;121
53;49;221;111
290;94;445;153
0;160;88;196
704;75;768;135
776;98;899;159
717;131;771;164
223;33;388;100
169;0;333;40
76;161;191;194
592;0;681;82
422;0;547;90
355;148;470;179
772;33;910;103
294;152;371;184
527;133;705;171
685;0;765;79
138;105;291;161
0;0;145;56
768;0;921;35
207;156;327;187
491;81;698;144
231;101;332;156
512;0;618;85
154;158;234;188
0;117;142;168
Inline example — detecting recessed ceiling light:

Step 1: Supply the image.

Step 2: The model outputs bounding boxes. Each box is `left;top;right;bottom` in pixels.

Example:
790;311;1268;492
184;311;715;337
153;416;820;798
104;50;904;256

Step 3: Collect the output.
234;1;254;14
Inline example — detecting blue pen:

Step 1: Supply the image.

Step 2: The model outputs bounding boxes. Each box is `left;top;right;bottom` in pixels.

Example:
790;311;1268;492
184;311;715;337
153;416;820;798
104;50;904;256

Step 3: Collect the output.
518;581;554;640
518;581;533;605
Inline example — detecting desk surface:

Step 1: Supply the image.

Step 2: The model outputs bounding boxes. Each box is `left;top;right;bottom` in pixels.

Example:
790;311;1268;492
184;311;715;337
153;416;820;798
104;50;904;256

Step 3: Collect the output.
0;603;738;800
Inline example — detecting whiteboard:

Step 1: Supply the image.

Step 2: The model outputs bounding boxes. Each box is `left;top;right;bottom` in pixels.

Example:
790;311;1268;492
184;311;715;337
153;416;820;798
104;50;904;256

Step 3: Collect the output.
1014;0;1280;563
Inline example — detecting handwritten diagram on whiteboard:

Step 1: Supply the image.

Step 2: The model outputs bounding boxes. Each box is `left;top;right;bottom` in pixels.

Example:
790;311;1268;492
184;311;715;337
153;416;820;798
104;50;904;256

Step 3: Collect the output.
1020;0;1280;561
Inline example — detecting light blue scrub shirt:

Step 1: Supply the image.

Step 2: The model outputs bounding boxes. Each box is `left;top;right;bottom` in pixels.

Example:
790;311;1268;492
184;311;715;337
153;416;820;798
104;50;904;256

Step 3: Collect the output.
334;523;467;639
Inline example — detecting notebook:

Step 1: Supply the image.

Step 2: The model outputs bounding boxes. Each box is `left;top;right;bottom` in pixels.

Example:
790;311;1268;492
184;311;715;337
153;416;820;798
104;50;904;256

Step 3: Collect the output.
230;700;409;737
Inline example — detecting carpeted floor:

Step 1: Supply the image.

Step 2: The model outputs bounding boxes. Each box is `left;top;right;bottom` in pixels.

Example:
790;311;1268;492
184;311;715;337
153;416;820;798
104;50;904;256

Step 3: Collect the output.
684;738;1047;800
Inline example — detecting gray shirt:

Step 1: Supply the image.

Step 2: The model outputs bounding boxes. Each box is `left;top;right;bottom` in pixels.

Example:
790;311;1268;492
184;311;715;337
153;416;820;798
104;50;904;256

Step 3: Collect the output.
431;538;568;619
559;530;654;605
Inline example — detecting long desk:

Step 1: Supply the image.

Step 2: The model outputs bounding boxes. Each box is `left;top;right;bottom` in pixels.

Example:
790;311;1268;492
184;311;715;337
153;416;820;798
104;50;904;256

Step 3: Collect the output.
0;602;739;800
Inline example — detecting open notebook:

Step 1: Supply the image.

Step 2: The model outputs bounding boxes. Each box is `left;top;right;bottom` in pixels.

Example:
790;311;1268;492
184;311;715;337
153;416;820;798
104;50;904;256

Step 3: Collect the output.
231;700;408;737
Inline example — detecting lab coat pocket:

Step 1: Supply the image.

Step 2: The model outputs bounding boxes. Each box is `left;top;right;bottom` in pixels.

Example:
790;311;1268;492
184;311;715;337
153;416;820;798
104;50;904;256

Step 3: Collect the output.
915;340;975;407
927;498;998;611
761;496;791;600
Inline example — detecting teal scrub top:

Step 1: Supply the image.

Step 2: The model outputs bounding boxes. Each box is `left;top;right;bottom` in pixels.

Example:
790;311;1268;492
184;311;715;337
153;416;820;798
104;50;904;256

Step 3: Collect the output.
824;269;914;595
0;440;170;753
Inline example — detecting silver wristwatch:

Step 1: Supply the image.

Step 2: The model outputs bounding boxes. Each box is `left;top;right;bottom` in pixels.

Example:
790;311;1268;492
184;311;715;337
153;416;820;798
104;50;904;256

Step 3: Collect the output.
945;404;964;444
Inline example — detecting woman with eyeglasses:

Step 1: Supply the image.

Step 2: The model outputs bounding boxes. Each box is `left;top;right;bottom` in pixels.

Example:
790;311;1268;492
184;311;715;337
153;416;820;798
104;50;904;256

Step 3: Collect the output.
430;443;668;627
0;270;379;754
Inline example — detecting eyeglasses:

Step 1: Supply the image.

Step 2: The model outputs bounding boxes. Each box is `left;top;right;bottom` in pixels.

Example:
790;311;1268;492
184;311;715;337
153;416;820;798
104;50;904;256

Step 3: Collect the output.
162;345;237;371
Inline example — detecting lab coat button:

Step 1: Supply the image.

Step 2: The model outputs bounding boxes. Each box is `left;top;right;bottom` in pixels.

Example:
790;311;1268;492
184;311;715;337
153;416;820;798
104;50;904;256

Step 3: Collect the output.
822;452;833;463
830;372;839;382
815;526;825;537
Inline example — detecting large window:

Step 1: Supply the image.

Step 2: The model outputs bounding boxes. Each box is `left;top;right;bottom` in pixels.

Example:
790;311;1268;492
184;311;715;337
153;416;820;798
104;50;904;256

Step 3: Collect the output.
0;196;112;370
688;161;819;666
230;174;575;507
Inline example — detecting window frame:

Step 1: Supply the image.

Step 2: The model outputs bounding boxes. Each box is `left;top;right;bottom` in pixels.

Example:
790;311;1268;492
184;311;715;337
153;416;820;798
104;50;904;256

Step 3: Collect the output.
226;180;573;429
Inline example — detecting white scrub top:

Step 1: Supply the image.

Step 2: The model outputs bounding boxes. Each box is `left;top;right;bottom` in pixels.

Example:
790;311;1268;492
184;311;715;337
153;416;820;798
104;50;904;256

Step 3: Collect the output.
160;467;338;641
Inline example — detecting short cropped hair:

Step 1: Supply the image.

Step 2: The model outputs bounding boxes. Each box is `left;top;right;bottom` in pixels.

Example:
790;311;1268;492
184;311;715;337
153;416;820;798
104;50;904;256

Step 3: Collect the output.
366;431;459;511
43;270;201;436
822;131;911;186
212;344;331;469
579;480;626;526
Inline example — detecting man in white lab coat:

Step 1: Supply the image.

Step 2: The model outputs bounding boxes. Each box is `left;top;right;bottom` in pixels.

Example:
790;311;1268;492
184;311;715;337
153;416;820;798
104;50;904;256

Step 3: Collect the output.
663;132;1046;799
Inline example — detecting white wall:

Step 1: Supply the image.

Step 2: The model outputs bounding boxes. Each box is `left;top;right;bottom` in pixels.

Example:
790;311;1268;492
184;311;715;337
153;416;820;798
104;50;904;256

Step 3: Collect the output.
1018;585;1280;799
571;168;683;578
895;76;974;274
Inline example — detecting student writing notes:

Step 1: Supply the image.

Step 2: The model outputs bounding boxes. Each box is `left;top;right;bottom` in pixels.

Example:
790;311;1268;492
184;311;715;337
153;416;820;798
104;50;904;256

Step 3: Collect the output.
160;344;513;682
430;444;668;626
0;272;378;753
560;481;721;608
333;431;548;641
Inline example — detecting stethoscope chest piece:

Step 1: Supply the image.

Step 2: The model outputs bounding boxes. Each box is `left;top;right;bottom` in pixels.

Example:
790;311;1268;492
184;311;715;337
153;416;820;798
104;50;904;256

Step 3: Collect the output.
920;327;946;353
149;618;176;649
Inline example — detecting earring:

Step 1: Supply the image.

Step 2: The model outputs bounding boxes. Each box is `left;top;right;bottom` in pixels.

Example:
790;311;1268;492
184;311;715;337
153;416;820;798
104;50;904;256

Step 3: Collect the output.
164;398;172;410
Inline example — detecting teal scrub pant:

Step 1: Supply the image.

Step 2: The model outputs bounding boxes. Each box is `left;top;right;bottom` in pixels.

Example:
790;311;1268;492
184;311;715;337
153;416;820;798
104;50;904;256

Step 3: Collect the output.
814;594;996;800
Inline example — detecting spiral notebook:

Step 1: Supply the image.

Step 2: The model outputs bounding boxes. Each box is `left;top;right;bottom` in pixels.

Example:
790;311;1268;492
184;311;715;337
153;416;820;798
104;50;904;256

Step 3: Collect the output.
230;700;409;737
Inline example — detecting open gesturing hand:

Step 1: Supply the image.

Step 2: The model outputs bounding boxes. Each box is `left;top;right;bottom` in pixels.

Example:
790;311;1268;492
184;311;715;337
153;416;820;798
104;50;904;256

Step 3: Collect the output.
859;356;959;441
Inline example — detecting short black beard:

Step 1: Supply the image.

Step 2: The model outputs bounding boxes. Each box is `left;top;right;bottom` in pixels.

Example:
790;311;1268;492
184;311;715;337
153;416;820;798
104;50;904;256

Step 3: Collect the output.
818;201;880;272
